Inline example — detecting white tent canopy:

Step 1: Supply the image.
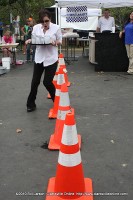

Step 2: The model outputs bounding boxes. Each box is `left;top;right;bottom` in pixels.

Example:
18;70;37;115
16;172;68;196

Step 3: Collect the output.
57;0;133;8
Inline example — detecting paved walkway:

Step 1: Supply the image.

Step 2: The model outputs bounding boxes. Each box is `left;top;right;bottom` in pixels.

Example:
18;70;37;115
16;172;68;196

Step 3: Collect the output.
0;51;132;200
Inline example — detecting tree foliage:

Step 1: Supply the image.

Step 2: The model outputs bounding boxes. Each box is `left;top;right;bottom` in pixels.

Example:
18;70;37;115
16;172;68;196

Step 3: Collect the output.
110;7;133;28
0;0;54;25
0;1;132;28
0;0;18;6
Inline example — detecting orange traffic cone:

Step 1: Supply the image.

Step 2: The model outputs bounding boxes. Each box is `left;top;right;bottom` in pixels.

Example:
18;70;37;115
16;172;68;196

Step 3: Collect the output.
47;63;60;99
58;53;71;87
48;83;81;150
48;67;65;119
45;112;93;200
61;64;71;87
53;62;60;87
58;53;65;66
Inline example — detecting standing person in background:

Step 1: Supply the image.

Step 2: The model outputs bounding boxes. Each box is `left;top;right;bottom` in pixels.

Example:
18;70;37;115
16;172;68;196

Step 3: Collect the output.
96;9;115;33
0;19;4;38
26;19;36;62
25;9;62;112
21;19;31;54
120;11;133;75
13;16;20;40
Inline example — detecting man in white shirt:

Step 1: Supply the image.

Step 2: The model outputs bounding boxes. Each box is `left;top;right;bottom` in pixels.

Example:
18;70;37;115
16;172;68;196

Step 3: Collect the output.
96;9;115;33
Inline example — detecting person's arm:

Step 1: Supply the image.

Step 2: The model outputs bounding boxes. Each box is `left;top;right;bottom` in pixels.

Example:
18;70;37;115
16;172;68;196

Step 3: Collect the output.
112;17;115;27
21;26;26;35
119;23;125;38
10;36;13;43
96;18;101;32
51;27;62;46
119;29;125;38
25;39;32;45
96;27;100;32
56;28;62;45
2;36;5;44
25;25;35;44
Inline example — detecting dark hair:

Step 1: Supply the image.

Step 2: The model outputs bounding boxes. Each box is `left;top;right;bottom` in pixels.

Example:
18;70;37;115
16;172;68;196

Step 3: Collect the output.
125;12;133;26
104;9;110;12
38;9;51;23
125;18;130;26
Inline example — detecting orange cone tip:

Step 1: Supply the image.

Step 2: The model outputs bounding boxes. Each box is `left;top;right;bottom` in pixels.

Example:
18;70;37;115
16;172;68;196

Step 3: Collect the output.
65;112;75;126
59;53;64;58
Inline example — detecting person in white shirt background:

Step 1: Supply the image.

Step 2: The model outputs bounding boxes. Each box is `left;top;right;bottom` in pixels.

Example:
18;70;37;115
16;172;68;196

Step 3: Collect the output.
26;9;62;112
13;16;20;39
96;9;115;33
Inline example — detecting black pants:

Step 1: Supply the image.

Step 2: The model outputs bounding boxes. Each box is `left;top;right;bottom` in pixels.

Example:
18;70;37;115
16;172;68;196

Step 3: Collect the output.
27;62;57;107
0;30;3;37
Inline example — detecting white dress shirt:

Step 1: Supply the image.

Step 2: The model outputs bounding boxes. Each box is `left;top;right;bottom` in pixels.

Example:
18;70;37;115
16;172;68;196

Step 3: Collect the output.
97;16;115;33
33;23;62;67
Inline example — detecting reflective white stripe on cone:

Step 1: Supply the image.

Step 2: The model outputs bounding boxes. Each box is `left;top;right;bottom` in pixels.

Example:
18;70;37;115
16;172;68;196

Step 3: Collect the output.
58;151;81;167
62;124;78;145
58;53;65;66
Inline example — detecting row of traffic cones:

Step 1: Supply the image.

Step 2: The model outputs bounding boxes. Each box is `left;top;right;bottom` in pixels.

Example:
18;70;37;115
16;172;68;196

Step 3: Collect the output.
47;54;70;100
48;54;71;119
48;67;65;119
48;84;81;150
45;53;93;199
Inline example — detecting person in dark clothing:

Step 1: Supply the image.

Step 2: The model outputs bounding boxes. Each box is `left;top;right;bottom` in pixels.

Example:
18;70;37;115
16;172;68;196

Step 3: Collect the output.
0;20;3;38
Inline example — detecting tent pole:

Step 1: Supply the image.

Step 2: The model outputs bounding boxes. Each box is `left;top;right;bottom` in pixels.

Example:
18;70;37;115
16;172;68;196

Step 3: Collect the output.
56;1;62;53
59;6;62;53
55;2;58;24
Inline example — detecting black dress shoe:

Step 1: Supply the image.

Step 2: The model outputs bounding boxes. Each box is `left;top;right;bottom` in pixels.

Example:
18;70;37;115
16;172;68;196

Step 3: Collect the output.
27;106;36;112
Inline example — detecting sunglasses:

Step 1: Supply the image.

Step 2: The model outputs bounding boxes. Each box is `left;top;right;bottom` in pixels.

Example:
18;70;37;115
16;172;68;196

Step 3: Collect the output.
44;20;50;23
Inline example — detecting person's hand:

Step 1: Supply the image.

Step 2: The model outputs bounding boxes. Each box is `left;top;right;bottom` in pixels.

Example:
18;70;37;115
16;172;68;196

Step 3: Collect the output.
51;40;61;46
25;39;31;45
51;40;57;46
119;31;123;38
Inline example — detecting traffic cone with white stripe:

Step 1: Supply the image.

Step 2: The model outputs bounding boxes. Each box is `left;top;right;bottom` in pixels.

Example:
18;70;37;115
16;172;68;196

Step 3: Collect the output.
62;65;71;87
47;63;60;99
59;53;71;87
52;62;60;87
45;112;93;200
48;67;65;119
48;83;81;150
47;70;58;99
58;53;65;66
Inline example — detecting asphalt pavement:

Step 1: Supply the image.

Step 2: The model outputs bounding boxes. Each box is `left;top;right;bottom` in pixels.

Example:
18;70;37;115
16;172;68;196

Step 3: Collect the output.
0;51;133;200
